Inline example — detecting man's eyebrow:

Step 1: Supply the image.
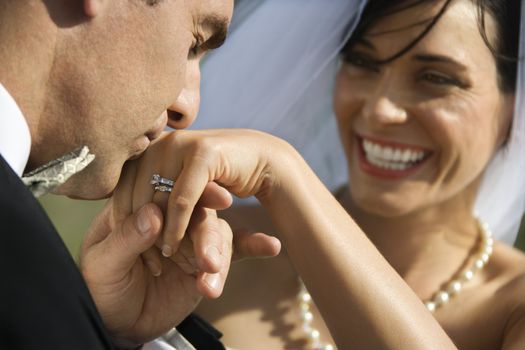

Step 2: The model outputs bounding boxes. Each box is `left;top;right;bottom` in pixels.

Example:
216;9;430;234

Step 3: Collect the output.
200;15;229;50
412;54;467;70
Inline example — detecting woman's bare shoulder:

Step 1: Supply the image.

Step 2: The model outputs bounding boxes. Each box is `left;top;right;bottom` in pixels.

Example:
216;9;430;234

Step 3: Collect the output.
489;243;525;313
491;244;525;348
490;242;525;277
460;244;525;348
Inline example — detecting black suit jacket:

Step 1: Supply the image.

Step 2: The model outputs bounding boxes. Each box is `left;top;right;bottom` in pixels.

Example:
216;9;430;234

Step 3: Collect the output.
0;154;115;349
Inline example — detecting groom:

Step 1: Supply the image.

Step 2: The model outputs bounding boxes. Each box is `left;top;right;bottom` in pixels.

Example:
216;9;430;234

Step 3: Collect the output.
0;1;275;349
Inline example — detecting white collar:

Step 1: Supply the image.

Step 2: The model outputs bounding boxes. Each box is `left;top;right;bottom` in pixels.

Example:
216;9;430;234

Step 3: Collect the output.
0;83;31;177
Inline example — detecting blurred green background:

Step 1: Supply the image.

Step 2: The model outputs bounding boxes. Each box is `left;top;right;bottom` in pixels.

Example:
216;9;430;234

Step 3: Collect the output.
41;194;525;259
40;195;106;260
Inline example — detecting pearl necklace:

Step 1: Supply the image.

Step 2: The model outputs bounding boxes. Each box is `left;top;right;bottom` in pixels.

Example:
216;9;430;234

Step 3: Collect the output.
423;217;493;311
296;216;493;350
297;281;334;350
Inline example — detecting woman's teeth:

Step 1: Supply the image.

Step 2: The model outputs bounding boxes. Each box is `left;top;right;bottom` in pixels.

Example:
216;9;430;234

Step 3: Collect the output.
362;138;428;171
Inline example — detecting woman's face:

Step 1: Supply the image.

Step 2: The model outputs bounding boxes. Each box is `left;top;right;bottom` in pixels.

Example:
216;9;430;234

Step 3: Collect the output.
334;0;513;217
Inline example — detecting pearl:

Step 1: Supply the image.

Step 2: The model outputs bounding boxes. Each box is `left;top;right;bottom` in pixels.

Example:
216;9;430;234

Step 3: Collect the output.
463;269;474;280
309;330;320;340
302;311;314;322
447;280;462;294
298;281;334;350
475;259;484;269
300;293;312;303
436;291;449;304
425;301;436;312
300;302;310;312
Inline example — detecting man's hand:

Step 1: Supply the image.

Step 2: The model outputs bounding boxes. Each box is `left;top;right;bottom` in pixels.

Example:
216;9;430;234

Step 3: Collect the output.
79;161;234;348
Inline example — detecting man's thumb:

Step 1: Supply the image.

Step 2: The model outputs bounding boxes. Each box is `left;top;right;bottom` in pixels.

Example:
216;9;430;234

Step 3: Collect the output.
104;203;163;274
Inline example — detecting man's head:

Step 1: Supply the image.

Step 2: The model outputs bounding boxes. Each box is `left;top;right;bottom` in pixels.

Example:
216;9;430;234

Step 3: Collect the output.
0;0;232;199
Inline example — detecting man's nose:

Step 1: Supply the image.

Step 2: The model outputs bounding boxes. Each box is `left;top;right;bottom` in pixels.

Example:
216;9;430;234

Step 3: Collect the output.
167;61;201;129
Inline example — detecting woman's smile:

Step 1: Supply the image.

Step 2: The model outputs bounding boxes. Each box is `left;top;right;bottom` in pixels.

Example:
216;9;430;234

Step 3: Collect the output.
355;134;432;179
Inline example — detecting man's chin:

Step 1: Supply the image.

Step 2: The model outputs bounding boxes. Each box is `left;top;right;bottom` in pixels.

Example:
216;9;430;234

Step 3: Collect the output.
52;186;114;200
65;191;114;200
52;173;119;200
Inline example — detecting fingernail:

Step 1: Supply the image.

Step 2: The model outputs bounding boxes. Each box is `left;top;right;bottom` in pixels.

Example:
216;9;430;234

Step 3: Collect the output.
204;273;220;290
146;260;162;277
162;244;173;257
137;207;151;235
205;246;221;267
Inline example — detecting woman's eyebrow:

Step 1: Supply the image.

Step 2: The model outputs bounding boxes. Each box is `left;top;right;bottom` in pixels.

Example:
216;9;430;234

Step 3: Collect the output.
355;38;377;51
412;54;468;70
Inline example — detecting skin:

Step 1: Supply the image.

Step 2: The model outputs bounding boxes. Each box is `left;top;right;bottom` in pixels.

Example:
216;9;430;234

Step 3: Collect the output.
0;0;281;347
122;0;525;349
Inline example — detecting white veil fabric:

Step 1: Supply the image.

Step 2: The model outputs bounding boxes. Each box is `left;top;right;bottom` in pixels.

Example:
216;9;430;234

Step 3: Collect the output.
193;0;525;245
192;0;366;189
474;1;525;244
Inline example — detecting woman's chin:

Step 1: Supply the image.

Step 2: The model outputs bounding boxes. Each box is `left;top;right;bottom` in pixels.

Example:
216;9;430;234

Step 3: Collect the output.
349;191;417;219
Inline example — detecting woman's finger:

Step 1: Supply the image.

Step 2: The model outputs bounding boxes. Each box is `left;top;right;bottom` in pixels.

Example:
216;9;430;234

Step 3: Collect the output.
161;153;216;257
198;182;233;210
187;208;227;274
195;218;233;299
232;228;281;261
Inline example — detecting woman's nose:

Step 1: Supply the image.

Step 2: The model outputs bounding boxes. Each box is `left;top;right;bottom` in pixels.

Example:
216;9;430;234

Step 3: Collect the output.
363;94;408;127
167;61;201;129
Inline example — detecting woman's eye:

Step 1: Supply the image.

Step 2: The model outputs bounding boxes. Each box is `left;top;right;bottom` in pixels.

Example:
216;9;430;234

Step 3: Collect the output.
421;71;461;86
343;53;380;73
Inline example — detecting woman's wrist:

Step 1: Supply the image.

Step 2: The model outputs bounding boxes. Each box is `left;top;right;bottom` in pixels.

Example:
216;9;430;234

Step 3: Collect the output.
254;135;307;204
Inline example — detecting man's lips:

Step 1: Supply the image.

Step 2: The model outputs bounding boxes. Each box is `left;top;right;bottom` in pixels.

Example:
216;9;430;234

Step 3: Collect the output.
146;129;163;142
147;113;169;142
128;136;151;160
128;124;165;161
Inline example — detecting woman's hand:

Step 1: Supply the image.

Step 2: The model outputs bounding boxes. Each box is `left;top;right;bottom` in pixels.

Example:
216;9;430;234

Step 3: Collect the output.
130;129;291;257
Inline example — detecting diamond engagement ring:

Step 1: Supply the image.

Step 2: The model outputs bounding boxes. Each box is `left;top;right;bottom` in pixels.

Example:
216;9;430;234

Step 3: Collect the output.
154;185;172;193
151;174;174;193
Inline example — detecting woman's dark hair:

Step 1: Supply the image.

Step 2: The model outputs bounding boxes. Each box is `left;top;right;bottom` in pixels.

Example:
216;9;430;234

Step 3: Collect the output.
343;0;521;92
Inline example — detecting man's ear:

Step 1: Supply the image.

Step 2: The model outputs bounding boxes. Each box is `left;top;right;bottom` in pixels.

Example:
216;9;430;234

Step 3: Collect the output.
83;0;108;18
